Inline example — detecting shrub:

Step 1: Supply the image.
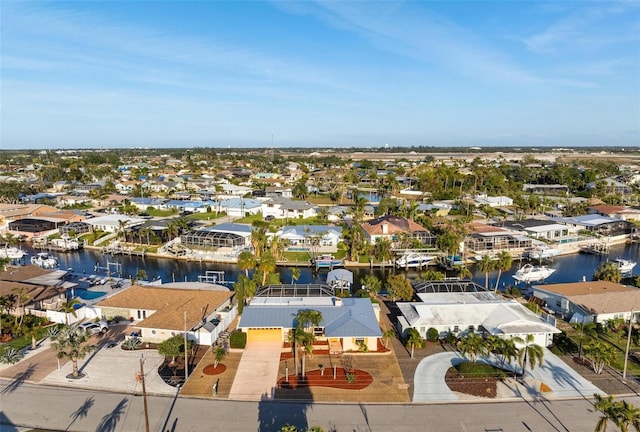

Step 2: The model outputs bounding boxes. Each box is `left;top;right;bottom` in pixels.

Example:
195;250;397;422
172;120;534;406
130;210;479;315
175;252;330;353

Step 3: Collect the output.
426;327;439;342
229;331;247;349
346;373;356;384
123;337;142;350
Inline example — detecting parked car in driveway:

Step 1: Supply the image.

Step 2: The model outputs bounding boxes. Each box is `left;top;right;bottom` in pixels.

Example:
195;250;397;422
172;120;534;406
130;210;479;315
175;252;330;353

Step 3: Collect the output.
78;320;109;334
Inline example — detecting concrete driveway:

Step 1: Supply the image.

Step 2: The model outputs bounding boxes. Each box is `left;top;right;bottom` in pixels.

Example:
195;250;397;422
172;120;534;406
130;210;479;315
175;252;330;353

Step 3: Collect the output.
228;342;281;401
413;349;603;402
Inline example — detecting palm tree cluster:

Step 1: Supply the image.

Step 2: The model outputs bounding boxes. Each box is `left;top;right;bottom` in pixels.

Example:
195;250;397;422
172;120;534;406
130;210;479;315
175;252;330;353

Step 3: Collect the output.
456;333;544;377
594;393;640;432
476;251;513;291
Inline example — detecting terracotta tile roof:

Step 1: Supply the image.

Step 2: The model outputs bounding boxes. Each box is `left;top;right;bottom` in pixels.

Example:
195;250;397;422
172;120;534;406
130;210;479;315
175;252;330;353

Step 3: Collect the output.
96;285;233;330
361;215;428;236
466;222;509;234
589;205;626;214
533;281;631;297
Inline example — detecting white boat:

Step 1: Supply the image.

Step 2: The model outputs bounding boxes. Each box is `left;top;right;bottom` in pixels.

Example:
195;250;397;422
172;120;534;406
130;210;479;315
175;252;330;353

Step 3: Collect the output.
0;247;26;260
614;258;636;275
526;247;562;260
31;252;59;269
396;252;436;268
513;264;556;283
311;254;344;268
438;255;465;270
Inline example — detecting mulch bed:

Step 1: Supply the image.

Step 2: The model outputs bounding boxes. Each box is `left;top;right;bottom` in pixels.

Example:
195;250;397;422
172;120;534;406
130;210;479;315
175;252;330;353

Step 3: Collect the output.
445;368;499;398
157;345;207;387
277;367;373;390
202;364;227;375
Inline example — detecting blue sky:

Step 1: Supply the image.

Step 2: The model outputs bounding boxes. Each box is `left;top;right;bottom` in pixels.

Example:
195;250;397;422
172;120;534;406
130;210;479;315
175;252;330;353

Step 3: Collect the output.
1;1;639;149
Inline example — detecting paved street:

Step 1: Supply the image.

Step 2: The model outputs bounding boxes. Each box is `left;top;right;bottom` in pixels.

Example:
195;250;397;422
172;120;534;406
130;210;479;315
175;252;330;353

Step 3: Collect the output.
0;380;620;432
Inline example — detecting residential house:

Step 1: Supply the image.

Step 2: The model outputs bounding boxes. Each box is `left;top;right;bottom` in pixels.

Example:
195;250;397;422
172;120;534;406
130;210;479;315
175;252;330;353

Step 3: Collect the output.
474;194;514;208
589;205;640;222
397;289;559;348
361;215;435;246
498;219;577;242
523;184;569;196
84;214;146;234
464;222;532;255
557;214;635;238
587;177;633;196
0;265;78;322
276;225;343;252
261;197;317;220
95;282;234;345
531;281;640;324
130;198;167;212
237;294;382;352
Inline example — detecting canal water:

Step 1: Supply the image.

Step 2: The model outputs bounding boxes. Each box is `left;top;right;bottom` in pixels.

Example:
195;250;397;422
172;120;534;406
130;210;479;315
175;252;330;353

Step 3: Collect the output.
19;242;639;292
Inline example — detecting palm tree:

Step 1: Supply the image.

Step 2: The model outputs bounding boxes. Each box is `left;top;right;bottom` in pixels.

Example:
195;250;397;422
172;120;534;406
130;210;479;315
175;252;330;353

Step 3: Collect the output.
361;274;382;296
233;275;257;314
457;333;487;364
373;237;393;268
420;269;446;281
212;346;226;368
50;326;96;378
405;328;424;358
456;265;473;280
494;251;513;291
584;341;616;374
293;309;323;378
290;267;300;284
382;328;396;349
258;251;277;286
135;269;148;283
11;286;30;329
593;394;619;432
477;254;496;290
237;251;256;278
489;336;521;371
594;261;622;283
518;334;544;378
573;320;598;359
60;298;81;325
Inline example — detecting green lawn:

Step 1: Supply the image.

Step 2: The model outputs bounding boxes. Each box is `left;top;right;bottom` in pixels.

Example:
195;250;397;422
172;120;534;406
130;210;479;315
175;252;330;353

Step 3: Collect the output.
144;208;177;217
186;211;225;222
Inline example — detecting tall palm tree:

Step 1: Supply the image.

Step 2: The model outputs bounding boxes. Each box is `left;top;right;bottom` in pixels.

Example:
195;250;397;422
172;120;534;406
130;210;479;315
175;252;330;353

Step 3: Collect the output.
233;275;256;314
258;251;277;286
518;334;544;378
405;328;424;358
573;320;598;359
11;286;29;329
373;237;393;268
477;254;496;290
292;309;323;378
494;251;513;291
489;336;521;371
50;326;96;378
237;251;256;278
594;261;622;283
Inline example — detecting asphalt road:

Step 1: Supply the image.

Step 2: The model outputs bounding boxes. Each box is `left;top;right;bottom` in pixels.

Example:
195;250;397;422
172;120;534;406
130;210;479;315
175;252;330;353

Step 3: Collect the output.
0;380;623;432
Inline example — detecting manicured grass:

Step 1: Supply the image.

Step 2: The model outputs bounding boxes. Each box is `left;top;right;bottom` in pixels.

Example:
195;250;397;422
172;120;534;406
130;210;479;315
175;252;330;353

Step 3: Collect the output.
282;251;312;263
455;362;506;378
145;208;177;217
186;211;225;221
0;327;51;356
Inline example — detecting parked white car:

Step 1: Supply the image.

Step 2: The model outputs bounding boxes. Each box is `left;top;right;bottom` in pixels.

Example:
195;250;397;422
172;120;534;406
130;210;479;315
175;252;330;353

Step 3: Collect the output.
78;320;109;334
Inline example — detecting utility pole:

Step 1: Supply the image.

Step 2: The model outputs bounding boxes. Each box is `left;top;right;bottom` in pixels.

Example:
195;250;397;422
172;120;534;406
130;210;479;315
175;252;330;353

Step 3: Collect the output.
624;309;634;380
139;356;150;432
184;311;189;382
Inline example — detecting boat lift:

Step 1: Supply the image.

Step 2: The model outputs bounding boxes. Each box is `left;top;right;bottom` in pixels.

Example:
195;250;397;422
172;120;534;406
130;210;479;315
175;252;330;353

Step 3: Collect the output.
94;260;123;278
197;270;232;285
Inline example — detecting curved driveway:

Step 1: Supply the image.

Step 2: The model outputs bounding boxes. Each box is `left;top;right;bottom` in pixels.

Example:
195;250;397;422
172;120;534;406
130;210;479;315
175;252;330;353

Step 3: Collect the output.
413;349;603;402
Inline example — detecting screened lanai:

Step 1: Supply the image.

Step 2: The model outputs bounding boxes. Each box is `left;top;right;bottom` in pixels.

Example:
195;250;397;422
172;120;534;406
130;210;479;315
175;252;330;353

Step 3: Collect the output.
181;228;246;248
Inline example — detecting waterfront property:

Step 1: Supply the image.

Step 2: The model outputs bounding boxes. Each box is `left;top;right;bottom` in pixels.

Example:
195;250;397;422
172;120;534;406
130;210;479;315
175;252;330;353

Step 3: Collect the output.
180;222;252;251
499;219;577;242
276;224;343;252
95;282;235;345
237;294;382;352
464;222;532;255
361;214;436;246
531;281;640;324
397;281;559;347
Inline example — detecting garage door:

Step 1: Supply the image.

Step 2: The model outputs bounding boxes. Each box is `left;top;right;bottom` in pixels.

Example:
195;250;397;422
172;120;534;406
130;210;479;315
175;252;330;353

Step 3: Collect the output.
247;328;282;343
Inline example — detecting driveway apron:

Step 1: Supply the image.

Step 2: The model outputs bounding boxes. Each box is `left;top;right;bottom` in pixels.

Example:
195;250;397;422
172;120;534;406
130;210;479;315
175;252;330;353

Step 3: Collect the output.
228;342;281;401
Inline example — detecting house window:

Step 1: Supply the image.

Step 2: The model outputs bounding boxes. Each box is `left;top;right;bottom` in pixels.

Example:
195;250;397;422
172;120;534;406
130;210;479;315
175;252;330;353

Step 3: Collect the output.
137;310;141;319
313;327;324;337
468;325;475;333
453;325;459;333
355;338;365;345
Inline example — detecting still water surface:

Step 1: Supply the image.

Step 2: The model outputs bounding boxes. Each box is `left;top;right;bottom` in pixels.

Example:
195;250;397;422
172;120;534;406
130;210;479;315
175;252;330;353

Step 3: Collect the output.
23;242;640;291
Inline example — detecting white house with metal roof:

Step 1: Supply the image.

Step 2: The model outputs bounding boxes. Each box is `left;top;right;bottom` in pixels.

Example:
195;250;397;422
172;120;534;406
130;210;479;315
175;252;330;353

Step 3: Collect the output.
237;296;382;352
397;291;559;348
275;225;343;251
